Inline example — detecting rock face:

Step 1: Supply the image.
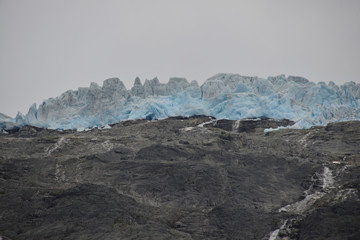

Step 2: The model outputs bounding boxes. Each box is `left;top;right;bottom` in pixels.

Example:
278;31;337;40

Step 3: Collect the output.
0;117;360;240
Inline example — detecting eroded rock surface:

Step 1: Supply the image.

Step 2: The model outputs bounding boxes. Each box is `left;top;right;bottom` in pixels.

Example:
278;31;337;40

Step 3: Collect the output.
0;117;359;239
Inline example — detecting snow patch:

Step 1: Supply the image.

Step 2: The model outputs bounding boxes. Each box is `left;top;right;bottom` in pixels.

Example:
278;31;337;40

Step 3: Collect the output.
264;125;293;133
101;140;114;151
232;120;240;132
55;163;66;182
0;129;8;134
279;166;334;214
268;220;288;240
44;137;68;157
322;166;334;189
268;229;280;240
180;127;195;132
198;118;217;128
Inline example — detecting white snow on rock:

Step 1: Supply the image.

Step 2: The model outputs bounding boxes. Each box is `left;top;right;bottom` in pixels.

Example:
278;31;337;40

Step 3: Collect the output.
278;166;335;215
44;137;68;157
1;73;360;130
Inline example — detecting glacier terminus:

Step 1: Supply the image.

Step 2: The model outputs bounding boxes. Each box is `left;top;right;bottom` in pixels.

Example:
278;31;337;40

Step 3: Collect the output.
1;73;360;131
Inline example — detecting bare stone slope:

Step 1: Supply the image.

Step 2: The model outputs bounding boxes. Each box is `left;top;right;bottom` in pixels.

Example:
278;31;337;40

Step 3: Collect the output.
0;117;359;239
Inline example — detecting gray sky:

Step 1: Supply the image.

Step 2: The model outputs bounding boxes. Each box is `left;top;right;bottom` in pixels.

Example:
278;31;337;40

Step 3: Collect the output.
1;0;360;117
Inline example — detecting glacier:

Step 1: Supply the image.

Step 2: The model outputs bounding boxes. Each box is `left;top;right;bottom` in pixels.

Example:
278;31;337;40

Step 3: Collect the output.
1;73;360;131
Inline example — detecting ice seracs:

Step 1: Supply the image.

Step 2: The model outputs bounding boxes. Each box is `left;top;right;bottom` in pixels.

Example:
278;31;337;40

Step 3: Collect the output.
1;73;359;131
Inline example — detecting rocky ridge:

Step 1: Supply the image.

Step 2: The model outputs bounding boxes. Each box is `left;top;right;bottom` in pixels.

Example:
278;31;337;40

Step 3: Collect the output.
0;117;359;239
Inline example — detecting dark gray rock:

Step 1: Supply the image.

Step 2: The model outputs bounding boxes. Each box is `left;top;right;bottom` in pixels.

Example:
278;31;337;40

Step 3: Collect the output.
299;201;360;240
0;117;359;239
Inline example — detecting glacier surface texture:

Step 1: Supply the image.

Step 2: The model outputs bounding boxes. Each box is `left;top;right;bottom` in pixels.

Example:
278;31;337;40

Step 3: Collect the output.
1;74;360;131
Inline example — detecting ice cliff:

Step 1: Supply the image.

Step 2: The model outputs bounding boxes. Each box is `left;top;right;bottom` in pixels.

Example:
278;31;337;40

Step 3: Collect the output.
1;73;360;131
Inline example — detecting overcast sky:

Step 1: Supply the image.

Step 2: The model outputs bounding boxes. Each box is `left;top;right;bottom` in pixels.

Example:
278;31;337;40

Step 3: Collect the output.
1;0;360;117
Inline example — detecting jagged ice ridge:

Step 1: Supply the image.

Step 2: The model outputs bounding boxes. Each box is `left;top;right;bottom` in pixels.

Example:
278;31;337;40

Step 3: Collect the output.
1;73;360;131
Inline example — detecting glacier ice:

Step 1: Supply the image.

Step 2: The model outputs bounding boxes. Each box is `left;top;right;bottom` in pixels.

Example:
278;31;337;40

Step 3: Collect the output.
1;73;360;131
